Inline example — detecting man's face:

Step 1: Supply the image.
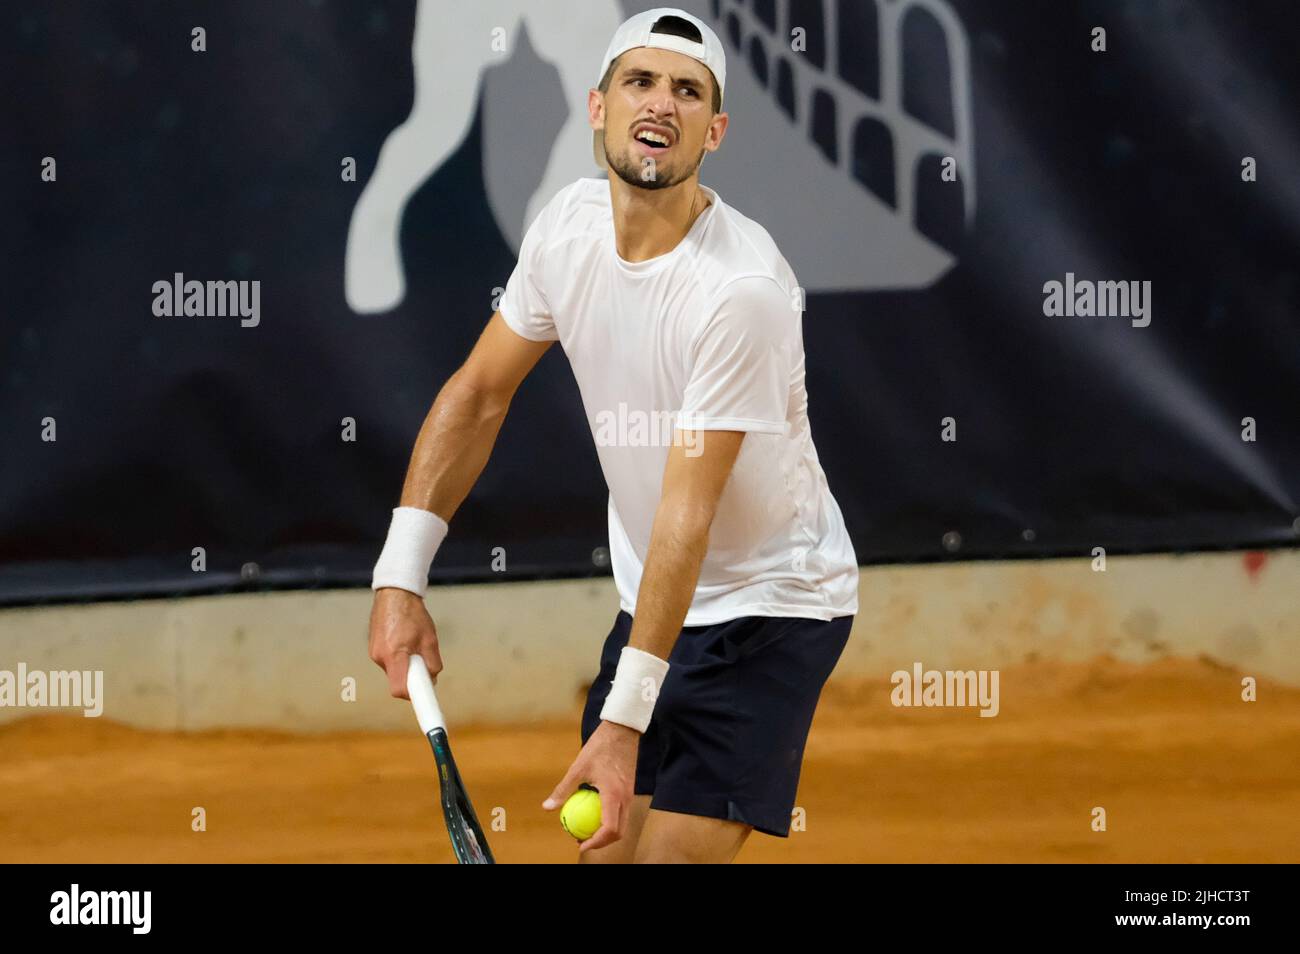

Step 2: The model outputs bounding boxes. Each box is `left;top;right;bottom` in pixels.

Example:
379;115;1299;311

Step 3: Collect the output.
595;47;723;191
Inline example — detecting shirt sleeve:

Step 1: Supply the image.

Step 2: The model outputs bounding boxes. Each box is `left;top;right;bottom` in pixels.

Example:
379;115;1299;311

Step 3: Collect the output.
678;275;795;434
498;191;562;342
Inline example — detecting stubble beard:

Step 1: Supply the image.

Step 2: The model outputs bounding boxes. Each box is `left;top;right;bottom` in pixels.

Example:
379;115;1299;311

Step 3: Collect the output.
605;139;706;192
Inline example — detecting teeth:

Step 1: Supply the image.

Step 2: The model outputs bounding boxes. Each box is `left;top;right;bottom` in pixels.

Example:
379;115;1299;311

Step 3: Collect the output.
638;130;670;146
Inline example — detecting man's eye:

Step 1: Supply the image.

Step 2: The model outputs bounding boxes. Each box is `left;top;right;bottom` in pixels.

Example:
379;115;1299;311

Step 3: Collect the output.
680;87;698;97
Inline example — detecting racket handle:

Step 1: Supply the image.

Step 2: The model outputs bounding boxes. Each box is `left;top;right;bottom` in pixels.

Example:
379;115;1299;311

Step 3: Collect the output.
406;655;446;736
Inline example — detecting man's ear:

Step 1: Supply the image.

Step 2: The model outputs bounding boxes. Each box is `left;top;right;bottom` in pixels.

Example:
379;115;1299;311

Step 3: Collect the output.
588;89;605;132
705;112;729;154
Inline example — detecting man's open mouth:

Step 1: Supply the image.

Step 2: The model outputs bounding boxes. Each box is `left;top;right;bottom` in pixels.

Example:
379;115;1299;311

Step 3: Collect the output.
632;124;674;152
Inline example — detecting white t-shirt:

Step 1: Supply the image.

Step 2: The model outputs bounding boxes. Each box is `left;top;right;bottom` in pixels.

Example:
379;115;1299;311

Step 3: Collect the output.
499;177;858;625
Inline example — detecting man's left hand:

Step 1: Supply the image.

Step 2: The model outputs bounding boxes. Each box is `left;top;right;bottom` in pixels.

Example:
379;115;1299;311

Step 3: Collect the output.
542;720;641;852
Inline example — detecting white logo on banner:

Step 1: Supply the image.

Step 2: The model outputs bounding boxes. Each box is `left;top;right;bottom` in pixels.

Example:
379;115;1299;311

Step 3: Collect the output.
346;0;974;313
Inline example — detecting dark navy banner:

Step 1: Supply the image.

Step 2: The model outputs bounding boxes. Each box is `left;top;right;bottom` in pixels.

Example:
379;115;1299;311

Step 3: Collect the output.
2;0;1297;603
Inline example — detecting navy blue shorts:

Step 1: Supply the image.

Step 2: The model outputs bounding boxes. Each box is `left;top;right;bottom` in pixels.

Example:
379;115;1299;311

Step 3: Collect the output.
581;610;854;838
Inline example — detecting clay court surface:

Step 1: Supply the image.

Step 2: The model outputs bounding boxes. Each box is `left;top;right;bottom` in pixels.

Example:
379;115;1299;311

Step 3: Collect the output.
3;655;1297;863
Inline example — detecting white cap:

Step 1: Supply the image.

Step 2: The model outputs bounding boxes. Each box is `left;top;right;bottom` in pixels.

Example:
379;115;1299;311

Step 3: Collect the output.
593;8;727;169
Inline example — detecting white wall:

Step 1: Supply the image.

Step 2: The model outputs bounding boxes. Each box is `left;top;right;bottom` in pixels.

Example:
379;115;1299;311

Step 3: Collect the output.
1;549;1295;730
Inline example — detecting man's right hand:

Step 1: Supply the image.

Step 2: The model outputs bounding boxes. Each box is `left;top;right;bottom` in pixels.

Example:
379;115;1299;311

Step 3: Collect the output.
368;587;443;700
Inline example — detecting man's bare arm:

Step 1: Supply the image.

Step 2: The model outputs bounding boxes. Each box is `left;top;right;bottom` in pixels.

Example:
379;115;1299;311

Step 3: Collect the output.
369;312;552;698
541;428;745;852
397;311;553;517
626;429;745;659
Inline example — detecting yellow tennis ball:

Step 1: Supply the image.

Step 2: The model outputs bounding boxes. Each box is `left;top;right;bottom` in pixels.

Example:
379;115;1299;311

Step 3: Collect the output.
560;784;602;841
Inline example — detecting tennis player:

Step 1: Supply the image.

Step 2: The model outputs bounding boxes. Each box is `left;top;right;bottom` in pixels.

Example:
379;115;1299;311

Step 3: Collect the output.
368;8;858;863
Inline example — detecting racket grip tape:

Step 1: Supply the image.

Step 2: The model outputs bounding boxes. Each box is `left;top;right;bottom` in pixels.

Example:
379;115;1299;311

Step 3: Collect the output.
406;655;446;736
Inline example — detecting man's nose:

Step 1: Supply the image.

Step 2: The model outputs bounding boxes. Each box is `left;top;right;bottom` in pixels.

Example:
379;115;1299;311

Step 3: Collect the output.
644;81;677;119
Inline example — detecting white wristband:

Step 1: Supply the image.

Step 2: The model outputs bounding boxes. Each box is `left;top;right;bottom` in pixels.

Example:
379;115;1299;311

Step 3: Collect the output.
371;507;448;597
599;647;670;733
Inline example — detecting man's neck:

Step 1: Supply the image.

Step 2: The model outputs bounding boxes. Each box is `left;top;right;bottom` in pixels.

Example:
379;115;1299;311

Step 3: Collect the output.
608;174;711;263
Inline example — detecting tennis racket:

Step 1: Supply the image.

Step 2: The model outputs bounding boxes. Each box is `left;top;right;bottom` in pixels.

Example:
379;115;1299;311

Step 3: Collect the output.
406;655;495;864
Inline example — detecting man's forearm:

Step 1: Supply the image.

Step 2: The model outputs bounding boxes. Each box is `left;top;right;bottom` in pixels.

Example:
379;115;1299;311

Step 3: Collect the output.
398;369;511;519
625;499;714;659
